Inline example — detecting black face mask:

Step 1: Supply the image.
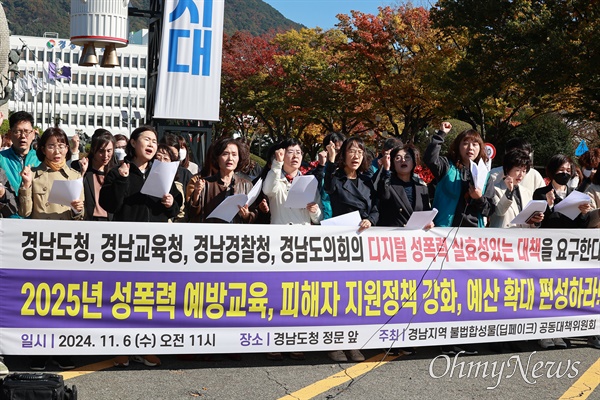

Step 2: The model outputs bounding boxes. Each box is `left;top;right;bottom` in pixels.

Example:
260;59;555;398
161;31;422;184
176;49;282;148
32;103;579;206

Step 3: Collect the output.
554;172;571;186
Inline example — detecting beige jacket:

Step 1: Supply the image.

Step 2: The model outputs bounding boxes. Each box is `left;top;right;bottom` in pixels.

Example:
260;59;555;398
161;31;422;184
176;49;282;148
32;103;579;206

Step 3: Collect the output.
489;180;537;228
19;164;84;220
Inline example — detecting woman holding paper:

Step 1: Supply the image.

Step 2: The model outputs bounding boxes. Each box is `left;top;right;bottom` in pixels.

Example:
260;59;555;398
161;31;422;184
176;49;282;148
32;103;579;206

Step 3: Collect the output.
73;129;116;221
262;138;322;226
533;154;591;229
324;136;378;234
489;149;544;228
377;144;433;228
18;127;84;220
424;122;494;228
99;126;181;223
186;137;256;224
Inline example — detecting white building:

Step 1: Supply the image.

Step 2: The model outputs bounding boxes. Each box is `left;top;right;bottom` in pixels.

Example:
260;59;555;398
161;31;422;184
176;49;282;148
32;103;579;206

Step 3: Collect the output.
9;32;148;138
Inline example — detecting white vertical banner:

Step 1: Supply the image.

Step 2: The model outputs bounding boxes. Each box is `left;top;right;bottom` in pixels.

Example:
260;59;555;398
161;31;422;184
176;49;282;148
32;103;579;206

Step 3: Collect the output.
154;0;224;121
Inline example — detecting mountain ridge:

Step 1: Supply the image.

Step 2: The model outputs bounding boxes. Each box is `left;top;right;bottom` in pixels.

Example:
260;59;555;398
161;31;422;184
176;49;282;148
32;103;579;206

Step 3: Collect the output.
2;0;303;38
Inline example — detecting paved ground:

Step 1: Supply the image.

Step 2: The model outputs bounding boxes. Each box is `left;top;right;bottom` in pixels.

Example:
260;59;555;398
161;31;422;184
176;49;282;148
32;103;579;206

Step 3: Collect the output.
2;338;599;399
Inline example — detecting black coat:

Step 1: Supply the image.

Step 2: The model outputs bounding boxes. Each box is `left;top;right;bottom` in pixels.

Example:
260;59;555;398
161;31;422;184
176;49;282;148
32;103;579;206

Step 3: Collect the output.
99;160;182;222
377;171;431;227
533;184;589;228
324;162;379;224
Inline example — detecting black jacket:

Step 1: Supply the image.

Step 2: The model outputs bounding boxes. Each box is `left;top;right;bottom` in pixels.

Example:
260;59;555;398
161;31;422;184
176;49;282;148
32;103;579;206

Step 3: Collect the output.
99;160;182;222
533;184;589;228
377;170;431;227
324;162;379;224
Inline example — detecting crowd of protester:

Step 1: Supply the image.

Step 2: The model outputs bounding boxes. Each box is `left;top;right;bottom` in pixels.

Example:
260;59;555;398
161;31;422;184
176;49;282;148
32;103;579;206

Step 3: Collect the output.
0;111;598;374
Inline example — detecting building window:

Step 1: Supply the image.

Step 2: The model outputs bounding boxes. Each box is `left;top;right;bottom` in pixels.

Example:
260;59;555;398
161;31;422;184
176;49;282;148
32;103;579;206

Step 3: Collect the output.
28;50;35;61
36;113;43;124
71;114;77;125
132;77;138;88
46;93;52;102
105;116;111;126
123;56;130;68
63;93;69;104
97;115;103;126
80;74;87;85
80;94;86;105
106;75;113;86
106;96;112;106
99;95;105;106
73;53;79;64
89;74;96;85
37;93;43;102
141;57;146;68
38;50;44;61
55;93;61;103
140;97;146;108
140;77;146;88
115;76;121;87
132;57;138;68
72;72;78;84
98;74;104;86
80;114;86;125
114;96;120;107
123;77;130;87
64;53;71;64
62;114;68;125
114;116;120;127
89;95;95;106
88;114;94;126
46;51;52;61
72;94;78;105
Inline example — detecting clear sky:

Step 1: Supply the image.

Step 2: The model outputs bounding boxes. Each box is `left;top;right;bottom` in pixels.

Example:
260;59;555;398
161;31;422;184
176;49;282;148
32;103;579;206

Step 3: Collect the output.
262;0;432;30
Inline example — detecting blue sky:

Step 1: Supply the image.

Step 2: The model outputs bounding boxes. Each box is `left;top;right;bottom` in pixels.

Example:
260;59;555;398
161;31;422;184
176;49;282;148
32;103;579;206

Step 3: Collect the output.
262;0;432;30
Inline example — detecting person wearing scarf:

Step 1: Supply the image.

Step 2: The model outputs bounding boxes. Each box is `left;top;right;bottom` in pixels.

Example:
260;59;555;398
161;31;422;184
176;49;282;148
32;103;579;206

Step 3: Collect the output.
73;129;116;221
18;127;84;220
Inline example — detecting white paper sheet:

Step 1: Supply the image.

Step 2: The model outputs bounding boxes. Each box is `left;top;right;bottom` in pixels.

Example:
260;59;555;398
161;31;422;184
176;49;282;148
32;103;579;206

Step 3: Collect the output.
205;180;260;222
470;159;489;191
404;209;438;230
245;178;262;206
554;190;592;220
140;160;179;198
206;193;248;222
320;211;362;227
510;200;548;225
283;175;318;209
48;178;83;206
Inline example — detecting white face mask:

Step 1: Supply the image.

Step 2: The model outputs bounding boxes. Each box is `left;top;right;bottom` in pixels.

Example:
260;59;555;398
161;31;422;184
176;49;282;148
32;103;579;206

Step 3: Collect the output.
114;148;126;161
583;169;592;178
179;148;187;161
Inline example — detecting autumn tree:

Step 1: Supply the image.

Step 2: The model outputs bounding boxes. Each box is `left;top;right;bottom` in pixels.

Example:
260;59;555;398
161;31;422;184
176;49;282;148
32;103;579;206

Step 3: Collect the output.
337;5;453;144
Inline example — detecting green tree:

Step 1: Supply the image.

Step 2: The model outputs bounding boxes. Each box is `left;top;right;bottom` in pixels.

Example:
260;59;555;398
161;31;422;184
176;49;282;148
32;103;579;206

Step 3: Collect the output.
511;114;574;171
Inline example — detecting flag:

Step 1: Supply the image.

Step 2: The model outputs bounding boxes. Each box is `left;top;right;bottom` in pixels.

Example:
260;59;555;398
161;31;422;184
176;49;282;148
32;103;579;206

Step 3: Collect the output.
13;77;26;100
575;140;589;157
48;62;72;81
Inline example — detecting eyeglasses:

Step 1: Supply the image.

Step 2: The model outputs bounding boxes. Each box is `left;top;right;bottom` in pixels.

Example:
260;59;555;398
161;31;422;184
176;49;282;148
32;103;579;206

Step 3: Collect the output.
394;155;413;161
14;129;34;137
347;149;364;156
285;150;303;157
45;144;67;151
